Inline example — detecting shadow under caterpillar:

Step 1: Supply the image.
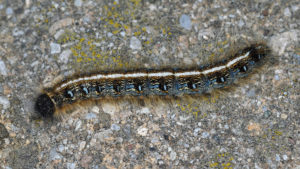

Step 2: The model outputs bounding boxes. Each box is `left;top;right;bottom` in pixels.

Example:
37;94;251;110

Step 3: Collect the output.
35;43;271;118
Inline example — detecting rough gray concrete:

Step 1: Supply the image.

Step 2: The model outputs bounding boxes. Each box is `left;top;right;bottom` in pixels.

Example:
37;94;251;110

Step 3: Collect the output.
0;0;299;168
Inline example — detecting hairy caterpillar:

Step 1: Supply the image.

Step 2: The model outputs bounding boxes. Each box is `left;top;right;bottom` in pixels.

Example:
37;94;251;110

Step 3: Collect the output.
35;43;270;118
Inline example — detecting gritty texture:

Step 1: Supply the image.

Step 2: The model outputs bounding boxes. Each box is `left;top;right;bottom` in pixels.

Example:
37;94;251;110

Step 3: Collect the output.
0;0;299;168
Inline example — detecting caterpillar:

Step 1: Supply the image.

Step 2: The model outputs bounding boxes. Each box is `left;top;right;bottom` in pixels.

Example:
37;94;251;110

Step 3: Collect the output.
35;43;270;118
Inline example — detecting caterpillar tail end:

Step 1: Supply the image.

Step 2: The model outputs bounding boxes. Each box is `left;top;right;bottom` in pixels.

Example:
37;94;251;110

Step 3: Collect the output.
35;93;55;118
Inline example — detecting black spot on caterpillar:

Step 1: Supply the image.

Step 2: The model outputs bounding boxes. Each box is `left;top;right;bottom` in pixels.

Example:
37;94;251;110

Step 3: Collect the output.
35;43;270;118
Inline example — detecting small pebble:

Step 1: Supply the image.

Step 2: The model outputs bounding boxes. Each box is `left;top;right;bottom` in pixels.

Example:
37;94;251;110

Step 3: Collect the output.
107;32;113;37
80;155;92;168
49;149;62;161
284;8;291;17
275;154;281;161
54;29;65;40
138;107;150;114
6;7;13;15
111;124;120;131
59;49;72;63
74;0;82;7
281;113;288;119
247;88;256;97
201;132;209;138
58;145;65;152
130;37;142;50
4;138;10;145
137;126;148;136
0;60;8;76
75;120;82;131
12;28;24;36
238;19;245;27
91;106;100;113
94;130;113;142
170;151;177;161
85;113;97;120
63;139;68;145
102;103;117;115
228;14;235;18
49;18;74;35
270;30;298;55
149;4;156;11
193;128;200;136
120;31;126;37
179;14;191;30
83;16;90;23
291;5;299;12
282;154;288;161
247;148;255;157
262;106;268;112
79;141;86;151
293;53;300;64
151;138;159;143
264;110;272;118
0;123;9;139
255;163;262;169
67;163;76;169
0;96;10;109
247;122;261;135
50;42;61;54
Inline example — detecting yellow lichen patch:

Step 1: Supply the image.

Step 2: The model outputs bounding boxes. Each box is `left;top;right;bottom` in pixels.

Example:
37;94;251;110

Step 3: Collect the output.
123;25;129;30
134;31;141;36
51;0;184;74
77;57;83;62
209;152;234;169
57;30;77;44
209;162;219;168
108;19;114;25
253;126;291;157
274;130;282;136
130;0;141;6
176;100;209;119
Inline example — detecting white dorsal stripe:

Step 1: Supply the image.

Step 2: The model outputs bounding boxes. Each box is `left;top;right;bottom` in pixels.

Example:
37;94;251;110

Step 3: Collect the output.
227;51;250;67
125;72;147;78
174;71;201;76
148;72;173;77
106;73;125;78
55;52;251;91
201;65;226;74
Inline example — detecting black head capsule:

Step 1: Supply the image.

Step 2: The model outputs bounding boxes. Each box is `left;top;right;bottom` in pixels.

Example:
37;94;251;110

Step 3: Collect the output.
249;45;266;62
252;53;264;62
35;93;55;118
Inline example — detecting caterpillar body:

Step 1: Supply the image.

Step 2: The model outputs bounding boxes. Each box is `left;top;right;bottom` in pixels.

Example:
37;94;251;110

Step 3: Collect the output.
35;43;270;118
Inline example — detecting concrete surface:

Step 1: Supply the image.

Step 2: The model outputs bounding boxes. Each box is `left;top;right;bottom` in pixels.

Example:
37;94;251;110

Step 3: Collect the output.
0;0;299;168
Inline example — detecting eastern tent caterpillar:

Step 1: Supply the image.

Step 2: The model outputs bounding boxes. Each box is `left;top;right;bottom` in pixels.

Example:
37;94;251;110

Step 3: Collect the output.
35;43;270;118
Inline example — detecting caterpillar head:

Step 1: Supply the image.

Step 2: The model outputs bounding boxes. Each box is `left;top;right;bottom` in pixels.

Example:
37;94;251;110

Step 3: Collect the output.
35;93;55;118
